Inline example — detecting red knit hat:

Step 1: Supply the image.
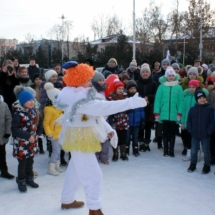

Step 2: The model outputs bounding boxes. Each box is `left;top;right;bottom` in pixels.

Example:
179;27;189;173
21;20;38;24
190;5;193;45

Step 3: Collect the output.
114;79;124;92
188;80;200;88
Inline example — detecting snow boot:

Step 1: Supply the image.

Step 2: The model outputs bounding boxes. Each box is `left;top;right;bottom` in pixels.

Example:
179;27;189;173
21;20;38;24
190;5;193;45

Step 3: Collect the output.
48;163;59;176
89;209;104;215
163;137;169;157
0;169;14;179
126;146;129;155
169;135;175;157
133;146;140;157
112;147;118;162
16;178;27;192
55;160;63;173
38;138;45;154
120;145;128;161
26;176;39;188
201;164;211;174
61;200;84;209
187;163;196;172
143;139;151;152
157;136;163;149
182;149;191;161
139;142;144;152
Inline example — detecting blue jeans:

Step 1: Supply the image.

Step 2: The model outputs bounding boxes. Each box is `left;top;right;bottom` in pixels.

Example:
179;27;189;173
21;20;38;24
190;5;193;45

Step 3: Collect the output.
191;138;211;166
126;126;139;148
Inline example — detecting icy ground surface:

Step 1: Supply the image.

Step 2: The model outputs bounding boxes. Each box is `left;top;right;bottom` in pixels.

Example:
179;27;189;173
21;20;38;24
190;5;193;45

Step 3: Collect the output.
0;134;215;215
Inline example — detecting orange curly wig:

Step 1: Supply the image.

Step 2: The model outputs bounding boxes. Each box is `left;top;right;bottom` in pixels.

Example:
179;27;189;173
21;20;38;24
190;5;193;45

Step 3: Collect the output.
63;63;95;87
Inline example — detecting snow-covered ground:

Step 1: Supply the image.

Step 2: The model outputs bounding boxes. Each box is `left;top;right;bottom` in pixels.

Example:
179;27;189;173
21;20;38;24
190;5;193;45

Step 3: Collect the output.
1;133;215;215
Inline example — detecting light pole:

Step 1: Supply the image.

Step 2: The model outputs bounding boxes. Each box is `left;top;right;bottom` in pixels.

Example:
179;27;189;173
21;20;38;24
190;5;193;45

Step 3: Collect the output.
183;37;185;65
61;14;65;64
132;0;136;61
199;0;203;61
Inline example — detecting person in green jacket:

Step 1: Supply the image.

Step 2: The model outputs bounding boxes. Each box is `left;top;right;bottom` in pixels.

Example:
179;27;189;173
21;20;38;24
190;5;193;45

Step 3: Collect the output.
181;80;209;161
154;67;184;157
181;67;204;90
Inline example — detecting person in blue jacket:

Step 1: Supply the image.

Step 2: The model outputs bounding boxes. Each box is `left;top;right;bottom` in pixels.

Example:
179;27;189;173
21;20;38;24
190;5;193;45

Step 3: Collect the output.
187;90;215;174
126;80;145;157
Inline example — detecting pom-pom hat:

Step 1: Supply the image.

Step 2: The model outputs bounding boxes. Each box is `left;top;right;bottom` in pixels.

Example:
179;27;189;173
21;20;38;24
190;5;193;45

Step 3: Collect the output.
14;85;34;105
165;66;176;77
44;83;60;103
188;80;200;88
113;79;124;92
45;69;57;81
63;61;95;87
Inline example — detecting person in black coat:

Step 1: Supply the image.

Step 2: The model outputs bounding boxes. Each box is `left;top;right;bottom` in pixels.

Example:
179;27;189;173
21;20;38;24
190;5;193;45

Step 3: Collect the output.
187;90;215;174
0;60;20;111
27;57;41;82
152;59;170;86
126;60;140;81
102;58;121;77
136;64;158;151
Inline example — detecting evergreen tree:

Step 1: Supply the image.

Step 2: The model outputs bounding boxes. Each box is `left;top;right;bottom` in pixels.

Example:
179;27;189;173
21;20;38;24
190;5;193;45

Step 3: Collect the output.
35;46;48;68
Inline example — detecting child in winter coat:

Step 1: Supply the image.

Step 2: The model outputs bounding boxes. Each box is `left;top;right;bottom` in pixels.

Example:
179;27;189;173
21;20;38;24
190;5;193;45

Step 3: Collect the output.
17;66;32;87
92;72;110;165
126;80;145;157
154;67;184;157
182;67;204;90
181;80;209;161
186;90;215;173
0;95;14;179
109;79;129;161
43;83;63;176
11;86;39;192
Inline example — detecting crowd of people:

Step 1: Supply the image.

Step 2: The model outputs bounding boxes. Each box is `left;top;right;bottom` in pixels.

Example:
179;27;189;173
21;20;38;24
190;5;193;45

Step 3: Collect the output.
0;55;215;194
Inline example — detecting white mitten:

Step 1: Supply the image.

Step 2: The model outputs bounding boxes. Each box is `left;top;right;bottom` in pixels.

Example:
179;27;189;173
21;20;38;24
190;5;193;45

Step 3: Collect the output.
131;93;147;109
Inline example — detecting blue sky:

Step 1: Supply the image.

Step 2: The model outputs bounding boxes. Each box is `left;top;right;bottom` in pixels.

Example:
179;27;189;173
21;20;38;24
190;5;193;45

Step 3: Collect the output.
0;0;214;43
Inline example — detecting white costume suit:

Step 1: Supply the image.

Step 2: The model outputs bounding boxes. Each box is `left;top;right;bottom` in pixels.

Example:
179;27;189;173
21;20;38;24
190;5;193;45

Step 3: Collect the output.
55;86;146;210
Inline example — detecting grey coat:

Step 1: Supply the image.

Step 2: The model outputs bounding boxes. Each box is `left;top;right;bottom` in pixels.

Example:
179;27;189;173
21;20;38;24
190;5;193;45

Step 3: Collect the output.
0;100;12;145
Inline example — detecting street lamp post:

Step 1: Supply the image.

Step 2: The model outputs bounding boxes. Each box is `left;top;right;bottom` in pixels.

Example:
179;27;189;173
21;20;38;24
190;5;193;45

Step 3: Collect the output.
199;0;203;61
61;14;65;64
183;37;185;65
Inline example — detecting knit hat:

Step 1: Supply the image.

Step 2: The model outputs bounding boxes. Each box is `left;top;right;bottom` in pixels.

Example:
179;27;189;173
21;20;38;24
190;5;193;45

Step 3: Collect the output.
92;71;105;83
210;66;215;72
33;73;42;82
126;80;137;91
187;67;198;77
45;70;57;81
140;63;151;74
202;64;208;70
113;79;124;92
54;82;63;89
195;90;206;101
14;86;34;106
165;66;176;77
108;58;117;65
25;87;36;97
129;60;137;69
171;63;179;69
161;59;170;66
44;83;60;103
188;80;200;88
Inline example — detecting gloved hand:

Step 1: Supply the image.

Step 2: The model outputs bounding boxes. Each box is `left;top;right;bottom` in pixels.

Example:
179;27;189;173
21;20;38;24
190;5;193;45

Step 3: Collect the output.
47;135;53;141
177;114;182;122
4;134;10;138
131;93;147;109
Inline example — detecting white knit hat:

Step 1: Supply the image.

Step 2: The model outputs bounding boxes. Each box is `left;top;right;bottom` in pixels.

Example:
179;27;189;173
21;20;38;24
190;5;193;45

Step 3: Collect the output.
165;66;176;77
202;64;208;70
187;67;198;77
45;70;57;81
140;63;151;74
44;82;60;103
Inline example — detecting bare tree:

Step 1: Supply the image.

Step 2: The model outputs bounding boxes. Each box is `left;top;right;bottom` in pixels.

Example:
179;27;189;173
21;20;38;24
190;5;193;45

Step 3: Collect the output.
25;33;36;43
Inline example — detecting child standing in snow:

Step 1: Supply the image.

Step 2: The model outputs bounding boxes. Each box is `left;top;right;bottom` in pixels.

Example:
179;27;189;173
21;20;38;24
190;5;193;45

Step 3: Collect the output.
11;86;39;192
43;83;63;176
126;80;145;157
109;79;129;161
92;71;110;165
181;80;208;161
154;67;184;157
187;90;215;173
